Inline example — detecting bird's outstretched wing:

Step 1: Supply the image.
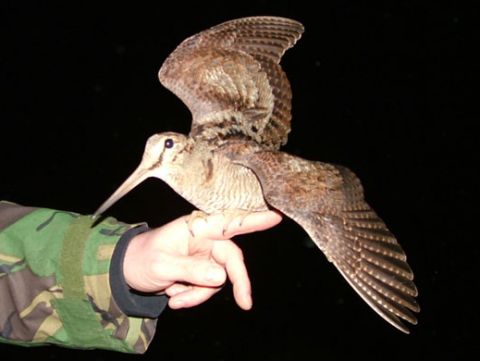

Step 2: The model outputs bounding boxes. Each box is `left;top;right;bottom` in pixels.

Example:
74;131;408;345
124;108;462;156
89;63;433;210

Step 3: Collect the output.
226;147;420;333
158;16;304;149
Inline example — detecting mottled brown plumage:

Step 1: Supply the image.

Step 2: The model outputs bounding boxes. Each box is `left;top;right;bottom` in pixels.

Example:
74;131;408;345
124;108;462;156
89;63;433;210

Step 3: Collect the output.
221;144;419;332
94;16;419;333
159;16;301;149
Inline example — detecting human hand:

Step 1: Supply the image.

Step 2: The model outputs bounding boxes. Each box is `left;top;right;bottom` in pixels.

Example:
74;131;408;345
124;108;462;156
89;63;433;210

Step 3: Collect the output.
123;211;282;310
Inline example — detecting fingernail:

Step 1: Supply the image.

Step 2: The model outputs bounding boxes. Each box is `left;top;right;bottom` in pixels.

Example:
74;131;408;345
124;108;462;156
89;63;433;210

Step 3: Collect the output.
206;266;224;282
172;299;185;308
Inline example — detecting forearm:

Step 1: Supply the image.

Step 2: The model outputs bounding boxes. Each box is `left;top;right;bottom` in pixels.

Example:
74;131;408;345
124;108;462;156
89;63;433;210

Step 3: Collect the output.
0;201;166;353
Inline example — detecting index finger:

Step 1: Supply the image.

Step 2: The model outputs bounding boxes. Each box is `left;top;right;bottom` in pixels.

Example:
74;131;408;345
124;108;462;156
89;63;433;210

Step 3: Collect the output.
190;210;282;241
223;210;282;238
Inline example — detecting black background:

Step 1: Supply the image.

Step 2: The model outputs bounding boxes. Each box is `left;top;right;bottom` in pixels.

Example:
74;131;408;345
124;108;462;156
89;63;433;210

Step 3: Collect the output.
1;1;476;360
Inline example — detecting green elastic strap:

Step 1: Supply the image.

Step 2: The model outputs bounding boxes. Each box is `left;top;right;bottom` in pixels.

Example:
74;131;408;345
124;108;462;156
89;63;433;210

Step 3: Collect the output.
59;215;92;299
52;216;130;352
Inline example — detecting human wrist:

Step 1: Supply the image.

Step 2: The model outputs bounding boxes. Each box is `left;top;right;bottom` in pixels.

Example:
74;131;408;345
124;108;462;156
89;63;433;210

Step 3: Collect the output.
109;225;167;318
122;230;145;290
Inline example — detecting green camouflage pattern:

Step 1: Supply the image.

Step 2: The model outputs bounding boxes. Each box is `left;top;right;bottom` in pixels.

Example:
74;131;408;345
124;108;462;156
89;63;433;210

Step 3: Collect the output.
0;201;157;353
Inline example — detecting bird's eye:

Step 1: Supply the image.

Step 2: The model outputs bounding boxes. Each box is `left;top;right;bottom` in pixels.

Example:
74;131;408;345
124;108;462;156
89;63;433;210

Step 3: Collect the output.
164;138;174;149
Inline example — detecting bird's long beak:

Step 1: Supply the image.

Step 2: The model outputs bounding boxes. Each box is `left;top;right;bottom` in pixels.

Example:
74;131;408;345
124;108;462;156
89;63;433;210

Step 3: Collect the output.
93;164;152;217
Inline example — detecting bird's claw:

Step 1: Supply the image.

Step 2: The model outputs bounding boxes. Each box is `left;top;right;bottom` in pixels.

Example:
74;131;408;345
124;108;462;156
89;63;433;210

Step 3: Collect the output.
221;209;252;236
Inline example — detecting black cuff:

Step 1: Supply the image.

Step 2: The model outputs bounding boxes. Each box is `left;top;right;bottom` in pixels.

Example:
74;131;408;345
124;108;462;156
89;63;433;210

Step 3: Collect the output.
110;225;168;318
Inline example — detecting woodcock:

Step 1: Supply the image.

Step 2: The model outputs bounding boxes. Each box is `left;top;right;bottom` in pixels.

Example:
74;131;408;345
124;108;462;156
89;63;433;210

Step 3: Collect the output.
94;16;419;333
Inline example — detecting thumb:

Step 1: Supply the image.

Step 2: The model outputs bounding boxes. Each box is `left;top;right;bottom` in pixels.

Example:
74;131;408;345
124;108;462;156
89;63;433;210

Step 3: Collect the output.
153;253;227;287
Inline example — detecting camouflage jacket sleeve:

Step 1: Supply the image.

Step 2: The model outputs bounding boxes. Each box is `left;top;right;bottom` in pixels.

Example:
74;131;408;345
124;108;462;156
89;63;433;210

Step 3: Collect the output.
0;201;168;353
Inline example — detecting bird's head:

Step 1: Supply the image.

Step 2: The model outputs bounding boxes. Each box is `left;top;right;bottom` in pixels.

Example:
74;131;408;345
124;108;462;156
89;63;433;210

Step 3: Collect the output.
93;131;191;216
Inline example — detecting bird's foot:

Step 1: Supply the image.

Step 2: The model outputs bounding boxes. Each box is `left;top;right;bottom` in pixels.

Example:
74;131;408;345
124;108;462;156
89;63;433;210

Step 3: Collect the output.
220;209;253;236
185;209;259;237
185;210;210;237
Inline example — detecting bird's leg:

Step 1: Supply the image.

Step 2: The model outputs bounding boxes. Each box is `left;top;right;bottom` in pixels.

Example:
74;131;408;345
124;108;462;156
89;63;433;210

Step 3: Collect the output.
185;210;210;237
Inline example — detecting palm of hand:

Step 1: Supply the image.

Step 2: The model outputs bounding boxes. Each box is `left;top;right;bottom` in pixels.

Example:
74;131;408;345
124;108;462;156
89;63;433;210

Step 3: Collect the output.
123;211;282;309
